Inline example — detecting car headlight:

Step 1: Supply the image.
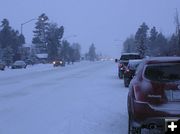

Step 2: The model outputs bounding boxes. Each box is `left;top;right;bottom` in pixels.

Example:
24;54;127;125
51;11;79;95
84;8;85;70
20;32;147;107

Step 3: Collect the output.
53;61;56;64
60;61;63;64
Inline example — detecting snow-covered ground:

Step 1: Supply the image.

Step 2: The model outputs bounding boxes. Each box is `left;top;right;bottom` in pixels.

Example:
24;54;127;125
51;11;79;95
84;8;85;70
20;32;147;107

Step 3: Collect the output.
0;61;128;134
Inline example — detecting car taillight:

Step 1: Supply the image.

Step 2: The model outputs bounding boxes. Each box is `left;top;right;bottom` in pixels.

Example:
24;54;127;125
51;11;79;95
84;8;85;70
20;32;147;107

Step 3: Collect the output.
133;85;146;102
119;64;123;67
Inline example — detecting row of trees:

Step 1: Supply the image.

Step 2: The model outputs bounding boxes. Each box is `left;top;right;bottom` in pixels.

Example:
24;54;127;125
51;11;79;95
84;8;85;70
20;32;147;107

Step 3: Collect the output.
32;13;81;62
0;19;25;65
123;13;180;57
0;13;100;65
85;43;97;61
0;13;82;65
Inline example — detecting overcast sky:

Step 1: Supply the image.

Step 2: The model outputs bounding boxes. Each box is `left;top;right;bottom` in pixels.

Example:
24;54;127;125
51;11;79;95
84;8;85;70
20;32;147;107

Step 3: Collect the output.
0;0;180;57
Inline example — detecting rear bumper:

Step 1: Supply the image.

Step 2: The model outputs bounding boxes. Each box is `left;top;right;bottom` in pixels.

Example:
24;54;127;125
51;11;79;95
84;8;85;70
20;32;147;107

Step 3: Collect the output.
132;100;180;133
133;100;180;121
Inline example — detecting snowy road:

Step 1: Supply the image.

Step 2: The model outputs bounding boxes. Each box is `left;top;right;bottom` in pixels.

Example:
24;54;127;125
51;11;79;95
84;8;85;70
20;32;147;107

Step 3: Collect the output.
0;61;128;134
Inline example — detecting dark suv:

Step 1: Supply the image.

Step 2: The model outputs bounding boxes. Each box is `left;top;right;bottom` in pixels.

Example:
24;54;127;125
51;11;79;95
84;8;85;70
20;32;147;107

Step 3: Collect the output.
123;59;142;87
116;53;141;79
127;57;180;134
53;60;65;67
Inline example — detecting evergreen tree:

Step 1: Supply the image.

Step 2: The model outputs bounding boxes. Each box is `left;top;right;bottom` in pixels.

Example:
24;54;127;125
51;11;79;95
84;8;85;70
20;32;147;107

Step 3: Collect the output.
0;19;12;49
148;26;158;56
61;40;71;62
135;22;149;57
71;43;81;61
168;34;178;56
46;23;64;61
155;33;168;56
2;47;14;66
0;19;25;61
32;13;49;53
88;43;96;61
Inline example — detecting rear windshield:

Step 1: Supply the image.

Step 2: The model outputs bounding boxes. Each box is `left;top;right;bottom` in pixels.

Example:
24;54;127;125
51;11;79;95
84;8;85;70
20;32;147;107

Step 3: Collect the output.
144;63;180;82
15;61;24;65
128;62;141;70
120;55;141;60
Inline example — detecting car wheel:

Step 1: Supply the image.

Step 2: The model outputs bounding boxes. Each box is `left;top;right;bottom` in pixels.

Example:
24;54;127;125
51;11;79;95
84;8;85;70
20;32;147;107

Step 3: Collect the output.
128;114;141;134
124;78;129;87
118;72;123;79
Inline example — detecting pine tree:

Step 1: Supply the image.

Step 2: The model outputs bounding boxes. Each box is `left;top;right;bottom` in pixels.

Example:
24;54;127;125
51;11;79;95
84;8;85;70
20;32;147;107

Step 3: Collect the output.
2;47;14;66
0;19;25;61
88;43;96;61
135;22;149;58
46;23;64;61
71;43;81;61
148;26;158;56
61;40;71;62
168;34;178;56
155;33;168;56
0;19;12;49
32;13;49;53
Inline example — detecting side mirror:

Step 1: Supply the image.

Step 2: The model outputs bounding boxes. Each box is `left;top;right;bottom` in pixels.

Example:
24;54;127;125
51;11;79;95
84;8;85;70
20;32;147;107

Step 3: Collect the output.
115;59;119;63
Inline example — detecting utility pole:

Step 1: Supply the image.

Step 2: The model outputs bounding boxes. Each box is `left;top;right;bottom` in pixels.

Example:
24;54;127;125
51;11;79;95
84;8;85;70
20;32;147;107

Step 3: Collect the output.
175;9;180;36
175;9;180;55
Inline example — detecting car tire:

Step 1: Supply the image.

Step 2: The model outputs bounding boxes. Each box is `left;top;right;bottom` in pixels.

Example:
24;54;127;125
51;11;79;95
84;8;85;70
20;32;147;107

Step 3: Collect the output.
128;114;141;134
124;78;129;87
118;72;123;79
128;96;141;134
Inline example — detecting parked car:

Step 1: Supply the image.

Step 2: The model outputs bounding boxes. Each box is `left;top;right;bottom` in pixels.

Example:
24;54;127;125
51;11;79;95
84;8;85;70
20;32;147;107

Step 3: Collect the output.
116;53;142;79
127;57;180;134
12;60;27;69
0;61;5;71
53;60;65;67
123;59;142;87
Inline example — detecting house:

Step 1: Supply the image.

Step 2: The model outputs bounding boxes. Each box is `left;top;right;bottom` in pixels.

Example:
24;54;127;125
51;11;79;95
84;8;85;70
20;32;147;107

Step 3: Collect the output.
35;53;48;63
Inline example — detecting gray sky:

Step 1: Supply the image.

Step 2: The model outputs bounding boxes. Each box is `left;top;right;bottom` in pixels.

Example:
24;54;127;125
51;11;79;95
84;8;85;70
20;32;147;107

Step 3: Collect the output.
0;0;180;57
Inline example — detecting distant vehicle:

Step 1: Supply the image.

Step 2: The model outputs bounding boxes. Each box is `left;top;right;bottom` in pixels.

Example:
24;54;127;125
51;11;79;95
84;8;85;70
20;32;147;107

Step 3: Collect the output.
123;59;142;87
53;60;65;67
115;53;142;79
0;61;5;71
127;57;180;134
12;60;27;69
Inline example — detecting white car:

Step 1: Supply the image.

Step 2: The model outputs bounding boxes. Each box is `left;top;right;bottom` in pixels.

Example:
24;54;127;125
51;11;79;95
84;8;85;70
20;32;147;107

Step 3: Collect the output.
12;60;27;69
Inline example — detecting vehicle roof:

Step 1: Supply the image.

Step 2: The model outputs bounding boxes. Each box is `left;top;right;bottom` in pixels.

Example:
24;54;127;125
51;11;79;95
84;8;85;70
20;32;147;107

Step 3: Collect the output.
14;60;25;63
121;53;140;55
129;59;142;63
143;56;180;64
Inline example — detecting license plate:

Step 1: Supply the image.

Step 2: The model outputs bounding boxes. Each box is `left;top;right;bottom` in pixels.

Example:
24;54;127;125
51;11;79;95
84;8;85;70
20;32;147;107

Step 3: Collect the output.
165;90;180;101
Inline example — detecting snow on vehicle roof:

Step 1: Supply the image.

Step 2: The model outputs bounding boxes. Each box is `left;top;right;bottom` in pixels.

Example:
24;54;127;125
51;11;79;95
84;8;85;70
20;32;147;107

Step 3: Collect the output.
14;60;26;65
121;53;140;55
143;56;180;64
14;60;25;63
128;59;142;63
